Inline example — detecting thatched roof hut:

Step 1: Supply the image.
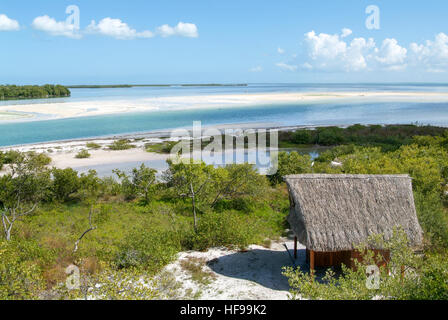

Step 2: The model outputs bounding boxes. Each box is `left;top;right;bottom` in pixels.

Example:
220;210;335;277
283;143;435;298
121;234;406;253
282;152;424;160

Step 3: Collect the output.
284;174;423;269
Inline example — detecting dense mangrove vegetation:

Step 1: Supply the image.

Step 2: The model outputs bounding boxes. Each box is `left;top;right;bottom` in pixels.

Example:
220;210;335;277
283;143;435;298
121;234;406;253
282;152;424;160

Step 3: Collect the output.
0;124;447;299
0;85;70;100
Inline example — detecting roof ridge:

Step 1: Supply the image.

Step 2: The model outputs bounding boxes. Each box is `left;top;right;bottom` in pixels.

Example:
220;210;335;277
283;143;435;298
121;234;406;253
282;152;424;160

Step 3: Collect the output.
284;174;411;180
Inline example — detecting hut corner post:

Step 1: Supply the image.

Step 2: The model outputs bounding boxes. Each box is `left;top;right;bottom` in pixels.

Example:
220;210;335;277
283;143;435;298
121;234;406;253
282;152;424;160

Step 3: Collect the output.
310;250;315;278
294;236;297;259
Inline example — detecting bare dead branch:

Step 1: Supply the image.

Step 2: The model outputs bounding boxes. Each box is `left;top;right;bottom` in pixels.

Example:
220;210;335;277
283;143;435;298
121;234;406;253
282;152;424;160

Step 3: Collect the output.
73;206;97;253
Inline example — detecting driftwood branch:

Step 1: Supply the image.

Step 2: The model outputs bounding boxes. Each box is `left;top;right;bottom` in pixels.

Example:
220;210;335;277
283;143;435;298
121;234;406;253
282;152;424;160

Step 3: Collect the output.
73;206;97;253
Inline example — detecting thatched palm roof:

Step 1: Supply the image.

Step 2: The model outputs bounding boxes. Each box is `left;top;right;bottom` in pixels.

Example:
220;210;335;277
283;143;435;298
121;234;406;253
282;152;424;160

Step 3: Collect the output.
284;174;423;252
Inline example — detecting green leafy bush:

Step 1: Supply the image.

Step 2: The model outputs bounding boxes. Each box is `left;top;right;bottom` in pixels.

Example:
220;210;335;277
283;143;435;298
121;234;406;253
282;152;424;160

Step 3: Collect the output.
0;241;45;300
86;142;101;149
291;130;313;145
114;164;157;203
51;168;80;202
75;149;91;159
269;152;312;184
146;141;178;154
184;212;259;251
316;127;345;145
283;229;448;300
108;139;136;150
115;228;180;273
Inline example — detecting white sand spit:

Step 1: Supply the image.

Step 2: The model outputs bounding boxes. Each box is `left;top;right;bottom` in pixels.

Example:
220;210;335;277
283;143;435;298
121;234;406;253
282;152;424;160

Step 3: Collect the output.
2;91;448;121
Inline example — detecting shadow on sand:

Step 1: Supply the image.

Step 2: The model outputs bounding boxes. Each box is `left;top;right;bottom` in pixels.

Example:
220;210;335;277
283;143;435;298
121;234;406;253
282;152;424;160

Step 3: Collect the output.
207;246;310;291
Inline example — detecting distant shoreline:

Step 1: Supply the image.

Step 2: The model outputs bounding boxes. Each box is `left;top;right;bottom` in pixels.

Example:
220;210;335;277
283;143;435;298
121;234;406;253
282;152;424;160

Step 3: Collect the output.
0;84;71;101
66;84;248;88
0;122;305;149
2;122;447;150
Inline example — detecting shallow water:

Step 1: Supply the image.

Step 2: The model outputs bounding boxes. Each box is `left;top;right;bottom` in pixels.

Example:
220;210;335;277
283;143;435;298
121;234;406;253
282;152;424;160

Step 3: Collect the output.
1;83;448;147
74;148;321;178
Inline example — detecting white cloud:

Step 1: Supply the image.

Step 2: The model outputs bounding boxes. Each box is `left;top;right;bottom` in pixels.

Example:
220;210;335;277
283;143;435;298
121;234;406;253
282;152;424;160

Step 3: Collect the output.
375;38;407;69
156;22;198;38
249;66;263;72
277;47;285;54
345;37;376;71
32;15;198;41
32;15;81;39
341;28;352;38
302;29;409;72
303;30;376;71
276;62;298;71
410;33;448;72
86;18;154;39
0;14;20;31
272;28;448;74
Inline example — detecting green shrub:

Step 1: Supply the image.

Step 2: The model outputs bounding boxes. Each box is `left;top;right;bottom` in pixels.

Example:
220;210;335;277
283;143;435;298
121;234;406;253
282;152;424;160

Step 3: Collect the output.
99;177;122;198
414;192;448;248
109;139;136;151
114;164;157;203
316;127;345;145
76;170;101;201
269;152;312;184
315;144;356;163
291;130;313;145
146;141;178;154
283;230;448;300
86;142;101;149
75;149;91;159
115;228;180;273
51;168;80;202
184;212;258;251
0;241;46;300
213;197;256;212
403;253;448;300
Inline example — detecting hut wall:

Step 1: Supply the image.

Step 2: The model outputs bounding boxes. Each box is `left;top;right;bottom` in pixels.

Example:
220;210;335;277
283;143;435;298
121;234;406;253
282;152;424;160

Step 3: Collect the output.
306;248;390;269
350;249;390;270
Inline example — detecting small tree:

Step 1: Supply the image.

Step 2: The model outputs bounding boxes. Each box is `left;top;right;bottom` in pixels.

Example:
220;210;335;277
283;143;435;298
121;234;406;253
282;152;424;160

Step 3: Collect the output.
76;170;101;203
0;152;50;241
211;163;268;207
131;164;157;204
269;151;312;184
51;168;81;202
114;164;157;204
164;160;215;231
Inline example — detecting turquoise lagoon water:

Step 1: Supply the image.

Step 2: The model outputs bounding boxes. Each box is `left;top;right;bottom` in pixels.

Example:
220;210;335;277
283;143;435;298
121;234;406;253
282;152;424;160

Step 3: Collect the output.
1;84;448;147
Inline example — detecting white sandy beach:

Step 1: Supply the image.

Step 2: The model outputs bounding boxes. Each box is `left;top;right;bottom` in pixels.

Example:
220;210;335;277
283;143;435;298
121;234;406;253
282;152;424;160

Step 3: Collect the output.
50;148;169;169
3;91;448;121
0;137;171;176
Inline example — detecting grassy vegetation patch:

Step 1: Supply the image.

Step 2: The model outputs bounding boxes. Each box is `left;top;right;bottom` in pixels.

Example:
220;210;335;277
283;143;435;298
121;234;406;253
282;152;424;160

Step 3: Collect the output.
108;139;136;150
75;149;91;159
180;257;217;285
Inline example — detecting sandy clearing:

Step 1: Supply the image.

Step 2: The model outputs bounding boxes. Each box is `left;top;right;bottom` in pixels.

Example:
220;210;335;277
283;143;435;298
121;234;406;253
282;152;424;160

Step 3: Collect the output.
49;148;169;169
2;91;448;121
0;137;172;176
161;239;306;300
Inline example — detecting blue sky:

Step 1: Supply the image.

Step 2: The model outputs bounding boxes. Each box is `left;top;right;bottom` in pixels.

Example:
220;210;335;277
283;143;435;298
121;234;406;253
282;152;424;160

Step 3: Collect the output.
0;0;447;84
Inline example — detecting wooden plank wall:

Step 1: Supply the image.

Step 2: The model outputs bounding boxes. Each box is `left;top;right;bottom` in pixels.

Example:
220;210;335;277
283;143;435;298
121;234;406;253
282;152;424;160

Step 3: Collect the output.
306;249;390;269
